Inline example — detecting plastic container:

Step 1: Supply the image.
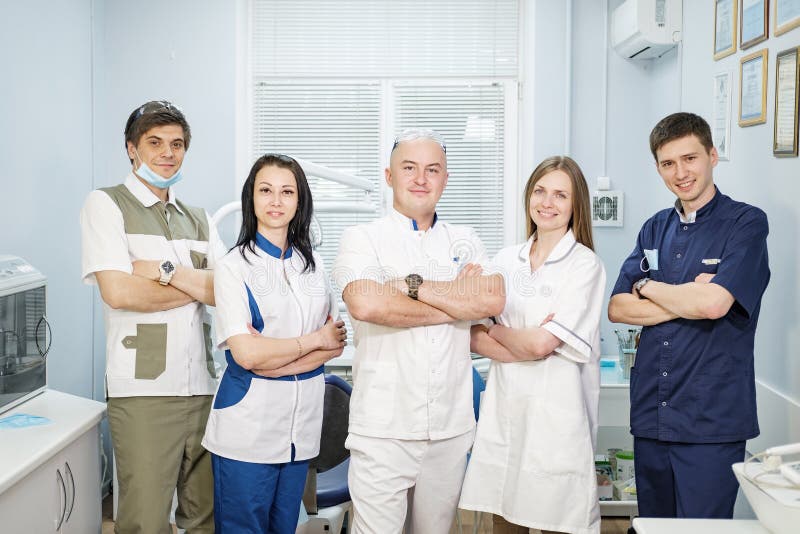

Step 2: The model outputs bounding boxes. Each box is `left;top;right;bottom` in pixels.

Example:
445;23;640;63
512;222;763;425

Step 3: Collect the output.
616;450;635;481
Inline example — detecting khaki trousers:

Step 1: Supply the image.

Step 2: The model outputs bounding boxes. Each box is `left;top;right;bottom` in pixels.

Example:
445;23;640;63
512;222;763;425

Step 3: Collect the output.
492;514;563;534
108;395;214;534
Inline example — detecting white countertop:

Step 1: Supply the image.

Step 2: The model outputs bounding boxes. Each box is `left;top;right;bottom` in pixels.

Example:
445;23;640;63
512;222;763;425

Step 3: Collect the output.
632;518;768;533
0;389;106;494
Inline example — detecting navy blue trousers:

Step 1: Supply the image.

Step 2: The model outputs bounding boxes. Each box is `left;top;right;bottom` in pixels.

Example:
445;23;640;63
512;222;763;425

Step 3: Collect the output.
633;437;745;518
212;453;309;534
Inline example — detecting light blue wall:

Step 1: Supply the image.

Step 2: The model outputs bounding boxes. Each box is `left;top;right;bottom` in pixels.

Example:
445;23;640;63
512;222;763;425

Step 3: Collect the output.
573;0;799;409
2;0;797;454
680;0;799;402
0;0;95;397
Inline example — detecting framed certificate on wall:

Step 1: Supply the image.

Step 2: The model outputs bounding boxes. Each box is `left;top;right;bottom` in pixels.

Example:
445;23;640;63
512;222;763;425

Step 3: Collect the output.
741;0;769;49
774;47;799;156
715;0;739;60
739;49;768;126
774;0;800;36
713;72;734;159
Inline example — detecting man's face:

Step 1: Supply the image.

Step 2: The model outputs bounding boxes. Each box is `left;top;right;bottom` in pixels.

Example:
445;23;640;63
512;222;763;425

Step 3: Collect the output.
385;138;448;218
655;134;718;209
127;124;186;179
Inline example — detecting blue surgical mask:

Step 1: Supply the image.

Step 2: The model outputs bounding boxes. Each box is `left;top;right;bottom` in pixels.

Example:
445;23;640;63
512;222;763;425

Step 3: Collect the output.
133;149;184;189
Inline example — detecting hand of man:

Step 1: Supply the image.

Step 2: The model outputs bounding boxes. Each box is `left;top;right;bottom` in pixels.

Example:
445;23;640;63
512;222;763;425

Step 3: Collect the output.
695;273;715;283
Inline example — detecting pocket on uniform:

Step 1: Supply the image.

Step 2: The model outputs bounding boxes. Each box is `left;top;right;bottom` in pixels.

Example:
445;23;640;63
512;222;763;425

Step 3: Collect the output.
524;400;588;476
350;361;396;425
213;370;253;410
190;250;208;269
121;323;167;380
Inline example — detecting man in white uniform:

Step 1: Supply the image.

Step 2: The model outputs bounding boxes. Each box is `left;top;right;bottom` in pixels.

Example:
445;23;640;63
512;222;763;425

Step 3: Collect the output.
333;129;505;533
81;100;225;533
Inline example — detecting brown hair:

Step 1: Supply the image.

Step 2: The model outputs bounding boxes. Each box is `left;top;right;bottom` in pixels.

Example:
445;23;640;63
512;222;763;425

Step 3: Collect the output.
123;100;191;163
523;156;594;251
649;112;713;161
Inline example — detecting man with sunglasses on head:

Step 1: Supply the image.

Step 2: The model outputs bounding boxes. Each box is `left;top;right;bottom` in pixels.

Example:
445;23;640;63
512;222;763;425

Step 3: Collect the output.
80;100;224;533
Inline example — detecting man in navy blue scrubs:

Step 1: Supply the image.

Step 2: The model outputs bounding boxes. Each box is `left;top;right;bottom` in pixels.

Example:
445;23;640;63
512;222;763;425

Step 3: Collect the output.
608;112;770;519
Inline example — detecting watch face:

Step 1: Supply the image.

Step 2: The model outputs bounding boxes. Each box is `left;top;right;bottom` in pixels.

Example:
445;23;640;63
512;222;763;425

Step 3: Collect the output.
406;273;423;287
162;261;175;274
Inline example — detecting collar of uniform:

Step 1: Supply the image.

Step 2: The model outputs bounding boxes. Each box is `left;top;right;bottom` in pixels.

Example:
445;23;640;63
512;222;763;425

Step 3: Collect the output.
388;207;438;232
254;232;293;259
673;185;720;224
517;229;577;265
124;173;184;214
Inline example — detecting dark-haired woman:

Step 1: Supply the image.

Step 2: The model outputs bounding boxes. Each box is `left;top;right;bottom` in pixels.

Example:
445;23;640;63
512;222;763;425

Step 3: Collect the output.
459;156;606;534
202;154;346;533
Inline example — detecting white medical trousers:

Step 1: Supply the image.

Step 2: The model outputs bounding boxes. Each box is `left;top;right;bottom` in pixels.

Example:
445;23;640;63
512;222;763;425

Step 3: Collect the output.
346;429;474;534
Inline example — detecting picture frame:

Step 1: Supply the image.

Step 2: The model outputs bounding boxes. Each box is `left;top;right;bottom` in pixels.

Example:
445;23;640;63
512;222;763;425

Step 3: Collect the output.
774;0;800;36
739;49;768;126
741;0;769;49
774;47;800;156
715;0;739;60
713;71;734;160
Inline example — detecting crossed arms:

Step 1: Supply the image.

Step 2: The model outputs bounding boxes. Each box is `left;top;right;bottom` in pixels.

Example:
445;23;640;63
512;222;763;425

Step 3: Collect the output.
341;263;505;328
608;272;735;326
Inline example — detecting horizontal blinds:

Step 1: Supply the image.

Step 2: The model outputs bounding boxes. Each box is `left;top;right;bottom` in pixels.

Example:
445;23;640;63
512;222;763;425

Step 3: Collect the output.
253;0;519;78
395;83;506;256
252;82;382;283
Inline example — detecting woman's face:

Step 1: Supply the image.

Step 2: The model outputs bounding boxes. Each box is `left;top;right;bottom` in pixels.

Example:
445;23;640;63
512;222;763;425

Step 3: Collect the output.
253;165;298;236
528;169;573;235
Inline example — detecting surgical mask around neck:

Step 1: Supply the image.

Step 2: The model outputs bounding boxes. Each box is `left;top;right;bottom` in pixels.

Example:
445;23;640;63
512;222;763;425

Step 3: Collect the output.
133;149;184;189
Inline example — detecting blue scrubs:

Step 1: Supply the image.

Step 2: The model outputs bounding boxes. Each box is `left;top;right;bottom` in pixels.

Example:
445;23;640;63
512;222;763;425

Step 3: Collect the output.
611;188;770;518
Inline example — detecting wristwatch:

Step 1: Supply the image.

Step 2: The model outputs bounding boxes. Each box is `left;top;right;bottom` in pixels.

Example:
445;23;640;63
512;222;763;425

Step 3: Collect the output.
634;277;651;296
405;273;423;300
158;260;176;286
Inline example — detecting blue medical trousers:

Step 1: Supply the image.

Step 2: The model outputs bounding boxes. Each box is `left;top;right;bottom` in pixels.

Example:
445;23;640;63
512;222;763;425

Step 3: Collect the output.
634;437;746;518
212;452;309;534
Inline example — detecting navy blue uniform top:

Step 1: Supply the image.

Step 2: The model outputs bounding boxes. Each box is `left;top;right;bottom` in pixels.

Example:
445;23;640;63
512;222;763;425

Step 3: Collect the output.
611;188;770;443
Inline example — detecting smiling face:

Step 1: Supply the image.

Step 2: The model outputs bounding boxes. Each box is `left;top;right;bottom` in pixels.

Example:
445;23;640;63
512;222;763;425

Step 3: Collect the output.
655;134;718;212
253;165;298;238
385;138;448;225
528;169;573;237
126;124;186;180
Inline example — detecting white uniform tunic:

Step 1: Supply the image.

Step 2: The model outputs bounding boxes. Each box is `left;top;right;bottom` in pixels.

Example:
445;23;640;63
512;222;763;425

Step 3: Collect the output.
332;209;489;440
459;230;606;534
202;234;337;464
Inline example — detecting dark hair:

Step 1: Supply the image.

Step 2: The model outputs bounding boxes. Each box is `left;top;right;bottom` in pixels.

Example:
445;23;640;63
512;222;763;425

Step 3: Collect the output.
523;155;594;251
649;112;713;161
234;154;316;273
124;100;191;163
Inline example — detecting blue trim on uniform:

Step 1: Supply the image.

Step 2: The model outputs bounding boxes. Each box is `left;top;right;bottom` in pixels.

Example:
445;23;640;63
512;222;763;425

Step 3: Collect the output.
255;232;293;259
411;212;437;230
212;453;309;534
245;284;264;333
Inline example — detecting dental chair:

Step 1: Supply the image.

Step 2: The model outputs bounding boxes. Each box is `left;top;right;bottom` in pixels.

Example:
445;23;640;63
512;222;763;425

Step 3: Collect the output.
300;373;352;534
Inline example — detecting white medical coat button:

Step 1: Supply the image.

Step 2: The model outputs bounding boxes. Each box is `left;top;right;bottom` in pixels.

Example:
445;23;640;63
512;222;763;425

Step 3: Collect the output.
683;226;688;230
662;371;668;377
663;341;669;346
676;253;682;258
661;401;667;407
